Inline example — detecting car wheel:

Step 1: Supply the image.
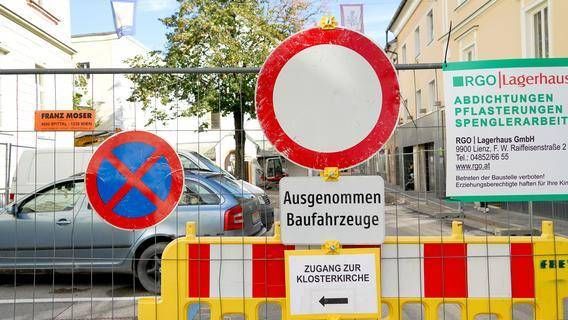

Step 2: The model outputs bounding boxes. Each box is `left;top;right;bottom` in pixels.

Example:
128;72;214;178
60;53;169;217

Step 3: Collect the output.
136;242;168;294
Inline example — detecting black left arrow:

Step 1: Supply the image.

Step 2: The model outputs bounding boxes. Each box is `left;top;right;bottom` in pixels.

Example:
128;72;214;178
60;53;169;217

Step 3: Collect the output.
319;296;349;306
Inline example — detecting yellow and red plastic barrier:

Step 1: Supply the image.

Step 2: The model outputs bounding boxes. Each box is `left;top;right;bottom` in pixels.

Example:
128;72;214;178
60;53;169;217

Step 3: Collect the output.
138;220;568;320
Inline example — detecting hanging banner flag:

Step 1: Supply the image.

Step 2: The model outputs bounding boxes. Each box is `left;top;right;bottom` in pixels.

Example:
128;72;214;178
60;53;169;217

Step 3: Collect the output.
111;0;136;38
443;58;568;202
340;4;364;33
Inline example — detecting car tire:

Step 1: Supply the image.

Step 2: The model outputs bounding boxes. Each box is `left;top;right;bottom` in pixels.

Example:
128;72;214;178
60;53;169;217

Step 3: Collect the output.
136;242;168;294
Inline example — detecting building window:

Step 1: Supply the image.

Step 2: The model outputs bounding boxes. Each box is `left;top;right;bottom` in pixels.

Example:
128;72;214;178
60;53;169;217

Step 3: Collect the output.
427;10;434;44
401;44;407;64
462;44;476;61
77;62;91;79
210;112;221;130
35;64;46;110
415;89;423;115
531;5;549;58
414;27;421;57
428;80;436;112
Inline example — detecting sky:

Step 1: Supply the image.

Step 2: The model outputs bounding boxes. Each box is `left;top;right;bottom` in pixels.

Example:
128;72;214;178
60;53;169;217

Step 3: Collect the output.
70;0;400;52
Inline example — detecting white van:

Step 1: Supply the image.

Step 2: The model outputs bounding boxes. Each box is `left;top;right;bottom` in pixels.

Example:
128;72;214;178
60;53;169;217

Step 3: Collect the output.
9;148;265;201
10;148;94;199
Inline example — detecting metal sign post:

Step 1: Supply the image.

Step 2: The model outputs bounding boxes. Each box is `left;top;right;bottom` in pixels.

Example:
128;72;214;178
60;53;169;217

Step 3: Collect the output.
255;16;400;320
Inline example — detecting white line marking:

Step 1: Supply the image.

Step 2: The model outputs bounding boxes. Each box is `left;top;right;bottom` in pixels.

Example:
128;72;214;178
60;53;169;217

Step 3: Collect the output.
0;296;157;304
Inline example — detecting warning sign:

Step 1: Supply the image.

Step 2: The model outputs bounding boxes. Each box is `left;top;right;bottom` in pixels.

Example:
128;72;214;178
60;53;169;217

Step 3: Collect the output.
35;110;95;131
285;248;380;318
280;176;385;245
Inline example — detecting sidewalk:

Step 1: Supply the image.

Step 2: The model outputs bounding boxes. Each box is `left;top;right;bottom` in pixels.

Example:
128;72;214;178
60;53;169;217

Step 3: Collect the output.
385;183;568;237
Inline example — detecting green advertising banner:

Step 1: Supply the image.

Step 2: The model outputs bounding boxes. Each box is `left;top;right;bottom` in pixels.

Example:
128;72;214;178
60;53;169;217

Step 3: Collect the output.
443;58;568;202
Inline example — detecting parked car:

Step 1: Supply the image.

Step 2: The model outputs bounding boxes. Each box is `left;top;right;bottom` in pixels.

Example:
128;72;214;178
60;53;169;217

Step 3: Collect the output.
0;171;271;293
8;148;274;229
178;150;273;229
178;150;236;179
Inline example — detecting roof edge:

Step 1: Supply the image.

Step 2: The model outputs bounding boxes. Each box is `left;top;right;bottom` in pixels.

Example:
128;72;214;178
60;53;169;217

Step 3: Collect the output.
386;0;408;32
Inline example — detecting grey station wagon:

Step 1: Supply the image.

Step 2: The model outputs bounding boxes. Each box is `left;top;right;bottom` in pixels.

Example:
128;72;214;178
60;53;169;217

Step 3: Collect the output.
0;171;272;293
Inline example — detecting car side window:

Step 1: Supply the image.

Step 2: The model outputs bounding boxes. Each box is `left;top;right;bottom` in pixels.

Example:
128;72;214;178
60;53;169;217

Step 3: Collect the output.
20;181;85;214
179;180;220;206
180;155;200;171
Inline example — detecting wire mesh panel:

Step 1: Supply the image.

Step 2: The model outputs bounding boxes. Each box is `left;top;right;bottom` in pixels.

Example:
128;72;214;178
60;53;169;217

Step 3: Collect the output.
0;67;566;320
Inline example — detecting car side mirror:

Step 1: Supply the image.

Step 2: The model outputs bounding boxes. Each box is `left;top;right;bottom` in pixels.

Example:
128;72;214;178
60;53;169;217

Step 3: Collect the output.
10;205;17;216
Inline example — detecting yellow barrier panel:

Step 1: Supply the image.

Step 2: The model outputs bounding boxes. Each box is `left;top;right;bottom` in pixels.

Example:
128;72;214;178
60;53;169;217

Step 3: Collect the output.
138;220;568;320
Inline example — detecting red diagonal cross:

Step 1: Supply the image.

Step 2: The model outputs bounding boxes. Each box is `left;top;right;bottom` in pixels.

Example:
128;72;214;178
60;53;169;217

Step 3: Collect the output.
103;146;169;212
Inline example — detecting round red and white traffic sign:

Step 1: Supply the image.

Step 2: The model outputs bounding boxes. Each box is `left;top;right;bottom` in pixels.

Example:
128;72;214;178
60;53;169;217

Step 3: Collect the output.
256;27;399;170
85;131;184;230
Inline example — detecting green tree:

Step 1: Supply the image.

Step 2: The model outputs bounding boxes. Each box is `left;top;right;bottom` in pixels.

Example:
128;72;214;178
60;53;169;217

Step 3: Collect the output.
73;74;101;127
127;0;317;179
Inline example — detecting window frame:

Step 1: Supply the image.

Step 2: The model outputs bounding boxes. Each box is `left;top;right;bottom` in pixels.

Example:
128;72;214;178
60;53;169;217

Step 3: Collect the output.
181;179;221;206
523;1;551;58
428;80;437;112
530;5;549;58
401;44;407;64
414;27;421;57
461;43;476;61
426;10;434;44
415;89;423;115
19;180;85;214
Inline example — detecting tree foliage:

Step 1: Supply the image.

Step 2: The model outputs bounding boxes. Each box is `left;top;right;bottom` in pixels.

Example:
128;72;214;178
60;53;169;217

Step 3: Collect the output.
127;0;317;178
127;0;316;124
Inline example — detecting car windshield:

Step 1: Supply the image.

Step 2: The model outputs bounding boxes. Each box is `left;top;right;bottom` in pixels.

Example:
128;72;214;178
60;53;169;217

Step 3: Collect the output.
191;152;236;179
209;175;253;199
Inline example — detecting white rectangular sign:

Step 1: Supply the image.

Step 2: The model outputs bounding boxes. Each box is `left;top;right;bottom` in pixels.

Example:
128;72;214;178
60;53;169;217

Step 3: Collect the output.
280;176;385;245
444;59;568;201
286;251;379;317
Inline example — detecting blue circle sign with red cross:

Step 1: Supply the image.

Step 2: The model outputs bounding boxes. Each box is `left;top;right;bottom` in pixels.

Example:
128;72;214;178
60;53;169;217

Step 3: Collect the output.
85;131;184;230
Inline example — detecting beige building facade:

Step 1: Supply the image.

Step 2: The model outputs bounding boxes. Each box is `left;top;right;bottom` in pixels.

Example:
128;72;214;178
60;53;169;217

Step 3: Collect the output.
384;0;568;194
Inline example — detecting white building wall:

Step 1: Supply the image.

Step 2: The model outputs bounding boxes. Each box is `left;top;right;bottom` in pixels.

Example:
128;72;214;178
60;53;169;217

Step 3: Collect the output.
72;33;148;131
0;1;75;202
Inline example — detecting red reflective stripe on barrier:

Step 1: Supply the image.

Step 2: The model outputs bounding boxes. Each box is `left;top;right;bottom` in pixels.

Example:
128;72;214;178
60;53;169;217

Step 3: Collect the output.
188;244;210;298
424;243;468;298
511;243;535;298
252;244;293;298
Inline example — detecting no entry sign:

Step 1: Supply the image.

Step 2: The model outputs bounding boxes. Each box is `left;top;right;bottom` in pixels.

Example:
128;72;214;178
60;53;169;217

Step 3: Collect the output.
256;27;399;170
85;131;184;230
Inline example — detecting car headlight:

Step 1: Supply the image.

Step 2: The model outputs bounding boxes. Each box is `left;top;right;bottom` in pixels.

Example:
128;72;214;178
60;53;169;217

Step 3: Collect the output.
257;195;265;204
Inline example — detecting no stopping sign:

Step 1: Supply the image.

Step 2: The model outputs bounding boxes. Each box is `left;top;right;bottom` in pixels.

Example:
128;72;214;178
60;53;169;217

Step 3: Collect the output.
256;27;399;170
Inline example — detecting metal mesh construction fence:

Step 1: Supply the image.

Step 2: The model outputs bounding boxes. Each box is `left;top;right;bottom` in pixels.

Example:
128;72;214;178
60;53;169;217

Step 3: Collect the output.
0;65;566;319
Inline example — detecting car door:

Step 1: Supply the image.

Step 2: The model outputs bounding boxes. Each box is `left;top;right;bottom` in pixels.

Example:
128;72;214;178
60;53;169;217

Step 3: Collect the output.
0;180;84;269
72;196;136;269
